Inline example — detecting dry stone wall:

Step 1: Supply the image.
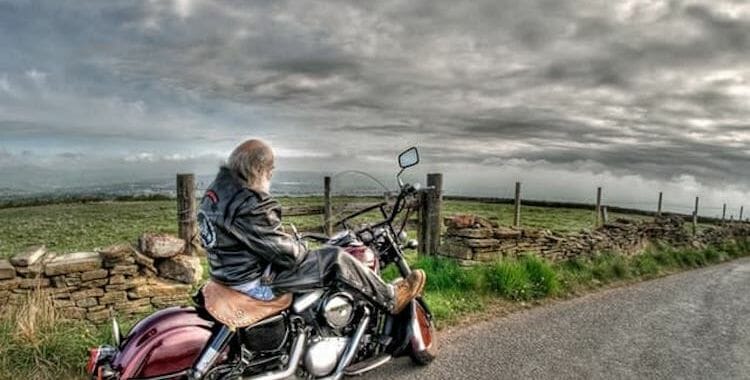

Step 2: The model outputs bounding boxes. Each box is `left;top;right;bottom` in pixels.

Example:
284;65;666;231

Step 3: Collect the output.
0;233;203;323
3;215;745;321
439;214;750;264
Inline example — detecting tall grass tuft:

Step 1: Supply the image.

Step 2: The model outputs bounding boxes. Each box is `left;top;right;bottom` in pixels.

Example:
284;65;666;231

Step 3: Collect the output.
481;255;559;300
485;260;531;300
520;255;559;298
702;247;724;263
0;285;112;380
14;284;59;347
632;253;660;277
682;249;707;268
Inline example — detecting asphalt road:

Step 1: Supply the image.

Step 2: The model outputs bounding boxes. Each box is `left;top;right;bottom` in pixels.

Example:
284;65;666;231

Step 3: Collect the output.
363;257;750;379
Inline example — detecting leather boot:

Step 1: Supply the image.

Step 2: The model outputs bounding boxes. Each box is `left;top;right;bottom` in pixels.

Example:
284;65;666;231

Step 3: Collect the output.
390;269;426;314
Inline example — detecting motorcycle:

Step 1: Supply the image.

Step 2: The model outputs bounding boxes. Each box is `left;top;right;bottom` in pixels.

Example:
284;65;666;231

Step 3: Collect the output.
86;147;437;380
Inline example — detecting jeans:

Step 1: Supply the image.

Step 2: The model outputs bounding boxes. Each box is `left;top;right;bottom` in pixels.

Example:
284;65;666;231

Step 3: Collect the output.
230;278;275;301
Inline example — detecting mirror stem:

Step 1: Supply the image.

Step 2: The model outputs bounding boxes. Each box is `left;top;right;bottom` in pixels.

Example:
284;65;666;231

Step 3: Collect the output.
396;168;405;188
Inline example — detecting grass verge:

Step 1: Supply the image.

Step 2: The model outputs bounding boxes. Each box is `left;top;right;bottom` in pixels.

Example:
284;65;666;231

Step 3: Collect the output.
1;239;748;379
408;238;750;324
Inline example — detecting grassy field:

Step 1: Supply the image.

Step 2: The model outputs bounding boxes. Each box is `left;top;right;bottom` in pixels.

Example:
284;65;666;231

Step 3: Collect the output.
0;197;651;258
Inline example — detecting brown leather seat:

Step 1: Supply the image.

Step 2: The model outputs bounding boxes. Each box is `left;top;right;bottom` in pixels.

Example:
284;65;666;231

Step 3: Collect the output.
202;280;293;329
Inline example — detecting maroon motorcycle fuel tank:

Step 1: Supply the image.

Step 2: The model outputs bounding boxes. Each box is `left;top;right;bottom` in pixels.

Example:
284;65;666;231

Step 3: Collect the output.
344;245;379;273
112;306;214;379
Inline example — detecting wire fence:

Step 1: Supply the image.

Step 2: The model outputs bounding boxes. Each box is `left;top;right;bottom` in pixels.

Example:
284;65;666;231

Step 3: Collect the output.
192;174;746;223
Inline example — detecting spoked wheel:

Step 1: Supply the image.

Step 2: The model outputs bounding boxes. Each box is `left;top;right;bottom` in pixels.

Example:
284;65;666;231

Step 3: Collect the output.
409;300;437;365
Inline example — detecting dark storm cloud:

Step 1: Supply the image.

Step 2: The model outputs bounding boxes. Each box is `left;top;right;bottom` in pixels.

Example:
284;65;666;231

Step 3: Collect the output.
57;152;84;160
260;58;361;77
1;0;749;191
685;5;750;51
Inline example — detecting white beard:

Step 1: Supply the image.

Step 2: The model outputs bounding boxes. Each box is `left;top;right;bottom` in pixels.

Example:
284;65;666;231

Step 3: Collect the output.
259;179;271;193
248;170;272;193
252;176;271;193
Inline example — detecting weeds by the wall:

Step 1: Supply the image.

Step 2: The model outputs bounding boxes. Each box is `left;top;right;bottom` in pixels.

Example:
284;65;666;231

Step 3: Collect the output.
0;288;116;380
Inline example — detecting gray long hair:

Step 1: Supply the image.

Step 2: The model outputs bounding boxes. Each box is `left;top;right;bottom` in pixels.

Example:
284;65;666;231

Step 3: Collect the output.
227;139;274;184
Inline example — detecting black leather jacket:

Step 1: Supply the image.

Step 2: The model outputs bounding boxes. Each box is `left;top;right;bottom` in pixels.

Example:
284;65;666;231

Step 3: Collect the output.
198;167;307;286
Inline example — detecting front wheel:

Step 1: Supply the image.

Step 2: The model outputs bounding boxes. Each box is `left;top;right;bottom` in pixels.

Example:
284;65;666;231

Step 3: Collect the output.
409;300;437;365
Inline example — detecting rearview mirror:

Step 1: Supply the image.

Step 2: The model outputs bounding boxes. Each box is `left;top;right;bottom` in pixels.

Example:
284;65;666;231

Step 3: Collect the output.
398;147;419;169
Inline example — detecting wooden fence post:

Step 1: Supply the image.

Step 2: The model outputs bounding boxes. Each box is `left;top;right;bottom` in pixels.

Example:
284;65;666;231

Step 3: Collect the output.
722;203;727;223
693;196;699;236
427;173;443;255
595;187;602;227
513;182;522;227
418;190;428;256
740;206;744;222
601;206;609;224
324;176;333;236
177;173;196;255
418;173;443;256
657;192;663;217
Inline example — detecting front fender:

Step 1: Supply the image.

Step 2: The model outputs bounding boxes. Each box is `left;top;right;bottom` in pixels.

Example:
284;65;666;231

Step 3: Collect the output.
112;306;214;379
407;298;434;353
390;297;433;356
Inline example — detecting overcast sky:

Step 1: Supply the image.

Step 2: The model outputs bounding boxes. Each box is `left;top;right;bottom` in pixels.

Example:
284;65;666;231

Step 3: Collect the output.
1;0;749;215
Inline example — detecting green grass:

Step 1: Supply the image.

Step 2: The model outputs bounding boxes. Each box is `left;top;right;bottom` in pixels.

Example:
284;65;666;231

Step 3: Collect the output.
402;239;750;323
0;200;178;258
421;291;486;322
0;305;143;380
443;201;652;233
0;197;393;258
0;316;114;380
0;197;656;258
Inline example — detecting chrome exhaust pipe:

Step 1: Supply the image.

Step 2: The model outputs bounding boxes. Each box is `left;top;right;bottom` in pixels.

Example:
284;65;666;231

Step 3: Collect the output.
244;330;307;380
320;307;371;380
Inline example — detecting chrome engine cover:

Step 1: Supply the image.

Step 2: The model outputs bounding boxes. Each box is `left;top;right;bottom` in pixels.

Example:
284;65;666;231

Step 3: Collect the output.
303;337;349;377
322;293;354;329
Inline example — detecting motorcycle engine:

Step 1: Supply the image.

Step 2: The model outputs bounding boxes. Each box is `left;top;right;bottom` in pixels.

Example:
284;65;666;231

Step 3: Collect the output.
304;337;349;377
241;314;288;352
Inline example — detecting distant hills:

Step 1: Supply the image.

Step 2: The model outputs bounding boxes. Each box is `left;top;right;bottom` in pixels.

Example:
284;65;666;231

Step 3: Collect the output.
0;170;398;205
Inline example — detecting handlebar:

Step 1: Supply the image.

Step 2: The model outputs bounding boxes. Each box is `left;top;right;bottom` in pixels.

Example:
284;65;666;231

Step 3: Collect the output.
335;201;388;228
350;183;421;236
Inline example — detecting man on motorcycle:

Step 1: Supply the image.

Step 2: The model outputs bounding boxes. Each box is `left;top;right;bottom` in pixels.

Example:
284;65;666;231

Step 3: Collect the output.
198;139;426;314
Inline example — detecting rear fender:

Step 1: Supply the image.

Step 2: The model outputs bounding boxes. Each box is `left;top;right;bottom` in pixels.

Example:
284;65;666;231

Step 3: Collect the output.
112;306;214;380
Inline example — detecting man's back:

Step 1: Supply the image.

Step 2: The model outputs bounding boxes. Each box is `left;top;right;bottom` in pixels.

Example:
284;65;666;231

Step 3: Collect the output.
197;166;305;286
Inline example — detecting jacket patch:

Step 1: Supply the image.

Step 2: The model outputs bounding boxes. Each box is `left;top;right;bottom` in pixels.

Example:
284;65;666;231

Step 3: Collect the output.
205;190;219;204
198;210;217;248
